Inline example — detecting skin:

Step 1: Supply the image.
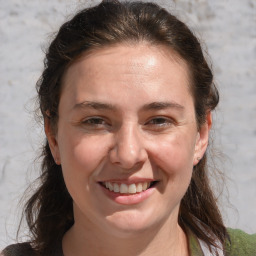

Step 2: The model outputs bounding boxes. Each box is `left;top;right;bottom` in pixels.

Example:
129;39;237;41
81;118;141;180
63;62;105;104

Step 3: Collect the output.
45;43;211;256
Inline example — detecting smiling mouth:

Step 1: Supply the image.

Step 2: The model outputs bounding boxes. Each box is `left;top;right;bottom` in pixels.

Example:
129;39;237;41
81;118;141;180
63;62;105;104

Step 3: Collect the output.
100;181;158;194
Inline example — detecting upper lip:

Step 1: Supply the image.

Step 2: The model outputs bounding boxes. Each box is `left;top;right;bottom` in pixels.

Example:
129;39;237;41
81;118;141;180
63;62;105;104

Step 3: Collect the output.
98;178;157;184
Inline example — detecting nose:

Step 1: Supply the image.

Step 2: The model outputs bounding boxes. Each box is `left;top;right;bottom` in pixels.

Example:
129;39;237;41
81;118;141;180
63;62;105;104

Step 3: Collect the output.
109;123;148;170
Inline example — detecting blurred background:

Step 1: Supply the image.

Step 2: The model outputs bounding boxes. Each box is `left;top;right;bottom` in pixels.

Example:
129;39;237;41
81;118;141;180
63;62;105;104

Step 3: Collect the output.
0;0;255;248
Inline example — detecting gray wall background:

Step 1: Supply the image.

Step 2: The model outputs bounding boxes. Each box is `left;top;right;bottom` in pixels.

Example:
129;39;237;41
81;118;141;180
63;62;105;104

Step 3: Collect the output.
0;0;255;248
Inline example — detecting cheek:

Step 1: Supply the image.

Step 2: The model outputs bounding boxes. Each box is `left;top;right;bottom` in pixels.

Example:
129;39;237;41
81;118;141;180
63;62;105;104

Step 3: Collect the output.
74;141;105;172
150;133;196;173
152;135;195;203
58;132;110;177
59;134;111;203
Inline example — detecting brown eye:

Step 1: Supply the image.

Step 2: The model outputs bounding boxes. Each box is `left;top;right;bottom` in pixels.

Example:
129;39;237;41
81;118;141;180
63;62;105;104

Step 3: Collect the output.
145;117;175;131
81;117;111;130
148;118;168;125
83;118;106;125
147;117;173;126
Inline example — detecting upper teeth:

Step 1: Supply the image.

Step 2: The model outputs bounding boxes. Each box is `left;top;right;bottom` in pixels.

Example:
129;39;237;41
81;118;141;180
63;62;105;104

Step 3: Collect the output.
103;181;151;194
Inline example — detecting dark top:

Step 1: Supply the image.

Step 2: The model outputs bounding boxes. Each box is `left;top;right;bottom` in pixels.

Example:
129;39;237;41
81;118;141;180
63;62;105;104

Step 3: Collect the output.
1;240;62;256
2;228;256;255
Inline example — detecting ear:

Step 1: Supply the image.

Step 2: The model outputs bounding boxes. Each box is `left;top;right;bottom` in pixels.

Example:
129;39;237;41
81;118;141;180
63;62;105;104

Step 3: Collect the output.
193;112;212;166
44;117;61;165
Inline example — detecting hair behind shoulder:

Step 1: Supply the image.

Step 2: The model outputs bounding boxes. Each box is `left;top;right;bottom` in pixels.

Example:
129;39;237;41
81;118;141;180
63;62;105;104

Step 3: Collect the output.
20;1;227;254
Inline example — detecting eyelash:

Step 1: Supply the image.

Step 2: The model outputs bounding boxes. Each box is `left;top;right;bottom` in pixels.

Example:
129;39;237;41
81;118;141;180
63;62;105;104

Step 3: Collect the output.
81;116;175;131
82;117;109;127
145;117;174;129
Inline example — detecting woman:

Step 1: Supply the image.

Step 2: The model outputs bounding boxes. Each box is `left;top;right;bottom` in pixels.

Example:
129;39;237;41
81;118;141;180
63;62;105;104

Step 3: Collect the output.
2;1;255;255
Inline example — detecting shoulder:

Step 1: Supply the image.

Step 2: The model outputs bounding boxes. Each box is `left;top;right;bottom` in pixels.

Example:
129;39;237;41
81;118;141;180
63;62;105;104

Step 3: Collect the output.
1;243;37;256
225;228;256;255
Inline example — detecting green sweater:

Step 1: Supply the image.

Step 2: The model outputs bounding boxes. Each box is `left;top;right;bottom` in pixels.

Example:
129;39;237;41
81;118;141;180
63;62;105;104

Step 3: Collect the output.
2;229;256;255
225;229;256;255
189;228;256;255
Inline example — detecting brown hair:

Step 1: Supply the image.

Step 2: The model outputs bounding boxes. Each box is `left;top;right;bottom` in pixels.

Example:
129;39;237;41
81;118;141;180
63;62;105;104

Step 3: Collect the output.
22;0;227;254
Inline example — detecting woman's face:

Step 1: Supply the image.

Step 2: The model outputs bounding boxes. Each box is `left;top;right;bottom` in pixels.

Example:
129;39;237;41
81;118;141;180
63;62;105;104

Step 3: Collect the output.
47;44;210;237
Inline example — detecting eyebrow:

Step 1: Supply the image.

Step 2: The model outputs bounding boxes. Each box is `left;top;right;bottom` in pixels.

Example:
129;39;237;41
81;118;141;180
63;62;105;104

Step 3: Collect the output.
73;101;117;111
140;101;184;111
73;100;184;112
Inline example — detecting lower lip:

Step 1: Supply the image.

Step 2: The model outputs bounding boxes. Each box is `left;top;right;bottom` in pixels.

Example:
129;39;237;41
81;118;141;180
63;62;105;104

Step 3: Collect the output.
100;185;155;205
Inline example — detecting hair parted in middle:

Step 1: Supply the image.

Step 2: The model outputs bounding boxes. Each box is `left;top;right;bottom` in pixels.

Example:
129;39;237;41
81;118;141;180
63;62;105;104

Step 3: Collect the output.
21;1;225;254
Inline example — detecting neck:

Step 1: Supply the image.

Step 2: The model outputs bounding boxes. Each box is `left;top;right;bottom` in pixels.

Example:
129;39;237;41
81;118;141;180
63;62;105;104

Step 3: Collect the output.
62;214;189;256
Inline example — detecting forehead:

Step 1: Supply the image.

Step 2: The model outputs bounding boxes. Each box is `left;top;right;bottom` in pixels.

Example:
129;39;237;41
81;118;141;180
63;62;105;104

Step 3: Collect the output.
60;43;193;110
63;43;191;86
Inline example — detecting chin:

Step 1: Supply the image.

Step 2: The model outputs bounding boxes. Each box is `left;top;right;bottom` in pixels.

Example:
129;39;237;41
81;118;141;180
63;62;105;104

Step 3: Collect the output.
104;210;162;238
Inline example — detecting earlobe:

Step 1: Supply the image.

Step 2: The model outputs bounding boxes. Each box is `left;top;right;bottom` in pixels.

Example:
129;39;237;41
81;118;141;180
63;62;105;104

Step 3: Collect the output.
44;117;61;165
193;112;212;166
